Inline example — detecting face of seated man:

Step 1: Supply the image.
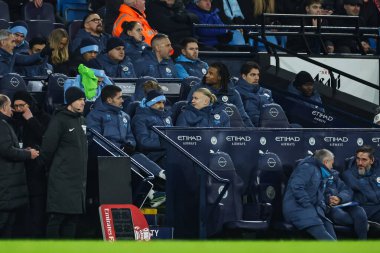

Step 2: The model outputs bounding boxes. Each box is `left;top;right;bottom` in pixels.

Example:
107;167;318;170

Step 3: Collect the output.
192;91;211;110
242;67;260;85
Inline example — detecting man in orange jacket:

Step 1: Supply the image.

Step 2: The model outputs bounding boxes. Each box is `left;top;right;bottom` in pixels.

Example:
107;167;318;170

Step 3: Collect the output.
113;0;157;46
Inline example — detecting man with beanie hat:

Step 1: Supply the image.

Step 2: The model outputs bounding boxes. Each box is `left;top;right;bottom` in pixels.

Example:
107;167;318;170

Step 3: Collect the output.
287;70;325;112
132;85;172;164
9;20;29;54
97;37;136;78
0;94;39;238
70;37;100;76
39;86;88;238
12;90;50;237
64;59;113;102
71;12;111;54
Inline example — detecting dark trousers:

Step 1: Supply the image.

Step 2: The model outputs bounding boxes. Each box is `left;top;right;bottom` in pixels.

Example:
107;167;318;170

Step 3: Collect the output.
27;195;47;238
46;213;80;239
0;211;16;238
328;206;368;239
305;220;337;240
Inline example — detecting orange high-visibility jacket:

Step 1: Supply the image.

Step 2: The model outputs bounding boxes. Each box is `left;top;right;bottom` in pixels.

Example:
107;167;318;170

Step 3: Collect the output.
113;4;157;46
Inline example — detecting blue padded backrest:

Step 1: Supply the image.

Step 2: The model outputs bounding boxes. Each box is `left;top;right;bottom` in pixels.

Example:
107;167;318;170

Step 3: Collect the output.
171;100;188;125
222;103;244;127
125;101;140;120
0;1;10;21
259;103;290;128
0;73;27;100
23;2;55;22
46;73;67;112
179;76;201;101
133;76;158;101
206;151;244;236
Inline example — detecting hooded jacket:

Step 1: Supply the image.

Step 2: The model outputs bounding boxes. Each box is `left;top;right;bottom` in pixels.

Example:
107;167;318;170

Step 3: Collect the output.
287;82;325;113
97;53;136;78
175;54;208;79
176;102;230;127
119;33;148;62
71;29;111;54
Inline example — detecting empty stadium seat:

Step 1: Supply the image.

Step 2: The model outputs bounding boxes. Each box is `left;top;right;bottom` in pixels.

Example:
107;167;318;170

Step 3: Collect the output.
57;0;88;22
0;1;10;22
179;76;201;101
0;73;27;100
222;103;245;127
0;19;8;30
125;101;140;119
207;151;270;237
45;73;67;113
26;20;55;41
23;2;55;22
68;20;82;43
259;103;291;128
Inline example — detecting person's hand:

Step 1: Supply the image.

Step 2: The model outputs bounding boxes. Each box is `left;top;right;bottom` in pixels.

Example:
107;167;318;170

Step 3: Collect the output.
361;41;371;54
22;107;33;120
34;0;43;8
123;143;136;154
327;45;334;54
29;149;40;159
329;195;341;206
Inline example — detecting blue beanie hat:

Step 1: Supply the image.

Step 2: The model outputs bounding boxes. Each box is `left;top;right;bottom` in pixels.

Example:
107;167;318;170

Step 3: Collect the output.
146;89;166;107
79;38;99;54
10;21;28;37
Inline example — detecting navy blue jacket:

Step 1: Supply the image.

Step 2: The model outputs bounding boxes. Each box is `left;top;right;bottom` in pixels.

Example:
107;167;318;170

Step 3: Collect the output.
13;41;29;55
15;54;53;77
186;4;228;46
283;156;330;230
86;99;136;148
287;82;325;113
131;103;172;161
235;78;273;126
324;169;353;204
342;157;380;218
97;53;136;78
187;82;253;127
0;48;44;75
71;29;111;54
119;33;148;62
176;103;230;127
175;54;208;79
134;48;178;78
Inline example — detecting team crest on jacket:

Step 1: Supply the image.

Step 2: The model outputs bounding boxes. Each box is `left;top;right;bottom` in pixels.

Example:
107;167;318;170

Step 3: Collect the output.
222;96;228;102
123;117;128;124
376;177;380;184
214;114;220;120
202;68;207;74
165;117;171;124
166;67;171;73
122;66;129;72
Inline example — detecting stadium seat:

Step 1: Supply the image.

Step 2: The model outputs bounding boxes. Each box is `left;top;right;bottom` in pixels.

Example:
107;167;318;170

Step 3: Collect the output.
0;1;10;22
26;20;55;41
179;76;201;101
0;19;8;30
133;76;158;101
68;20;82;43
259;103;291;128
222;103;245;127
206;151;270;237
125;101;140;120
171;100;187;125
57;0;88;22
45;73;67;113
23;2;55;22
0;73;27;100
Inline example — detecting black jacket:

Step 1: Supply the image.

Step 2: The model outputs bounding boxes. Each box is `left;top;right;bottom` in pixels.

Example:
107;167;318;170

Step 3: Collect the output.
40;108;88;214
0;113;29;210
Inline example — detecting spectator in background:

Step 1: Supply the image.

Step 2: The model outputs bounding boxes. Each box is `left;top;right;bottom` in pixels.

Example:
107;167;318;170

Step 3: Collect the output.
11;91;50;238
360;0;380;27
134;33;178;78
235;62;273;126
0;30;51;76
64;59;113;102
287;70;325;112
119;21;149;62
104;0;123;34
145;0;198;47
70;38;99;76
40;87;88;238
132;87;173;165
7;0;47;21
113;0;157;45
343;145;380;224
187;62;253;127
71;13;111;54
15;37;53;78
0;94;39;238
97;37;136;78
9;21;29;54
176;87;230;127
47;28;71;75
186;0;235;50
283;149;337;240
175;37;208;79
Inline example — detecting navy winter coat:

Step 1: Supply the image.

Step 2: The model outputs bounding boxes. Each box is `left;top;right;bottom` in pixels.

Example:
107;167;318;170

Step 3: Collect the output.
97;53;136;78
175;54;208;79
0;48;44;75
283;156;331;230
176;103;230;127
134;48;178;78
86;99;136;148
71;29;111;54
187;82;253;127
342;157;380;218
287;82;325;113
235;78;273;126
119;33;148;62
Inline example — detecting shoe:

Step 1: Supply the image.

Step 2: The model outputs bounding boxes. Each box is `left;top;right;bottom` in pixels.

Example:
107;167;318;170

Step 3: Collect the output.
150;191;166;208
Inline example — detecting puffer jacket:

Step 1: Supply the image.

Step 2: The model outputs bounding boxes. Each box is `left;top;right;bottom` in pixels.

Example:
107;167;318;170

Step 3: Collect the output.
97;53;136;78
176;103;230;127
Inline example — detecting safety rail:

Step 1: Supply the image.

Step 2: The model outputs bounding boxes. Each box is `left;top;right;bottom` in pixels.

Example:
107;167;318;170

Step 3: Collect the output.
152;126;230;238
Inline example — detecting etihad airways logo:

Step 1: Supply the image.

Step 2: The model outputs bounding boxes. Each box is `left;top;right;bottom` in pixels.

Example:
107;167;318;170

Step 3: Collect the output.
177;135;202;146
324;136;349;147
225;136;252;146
275;136;301;147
